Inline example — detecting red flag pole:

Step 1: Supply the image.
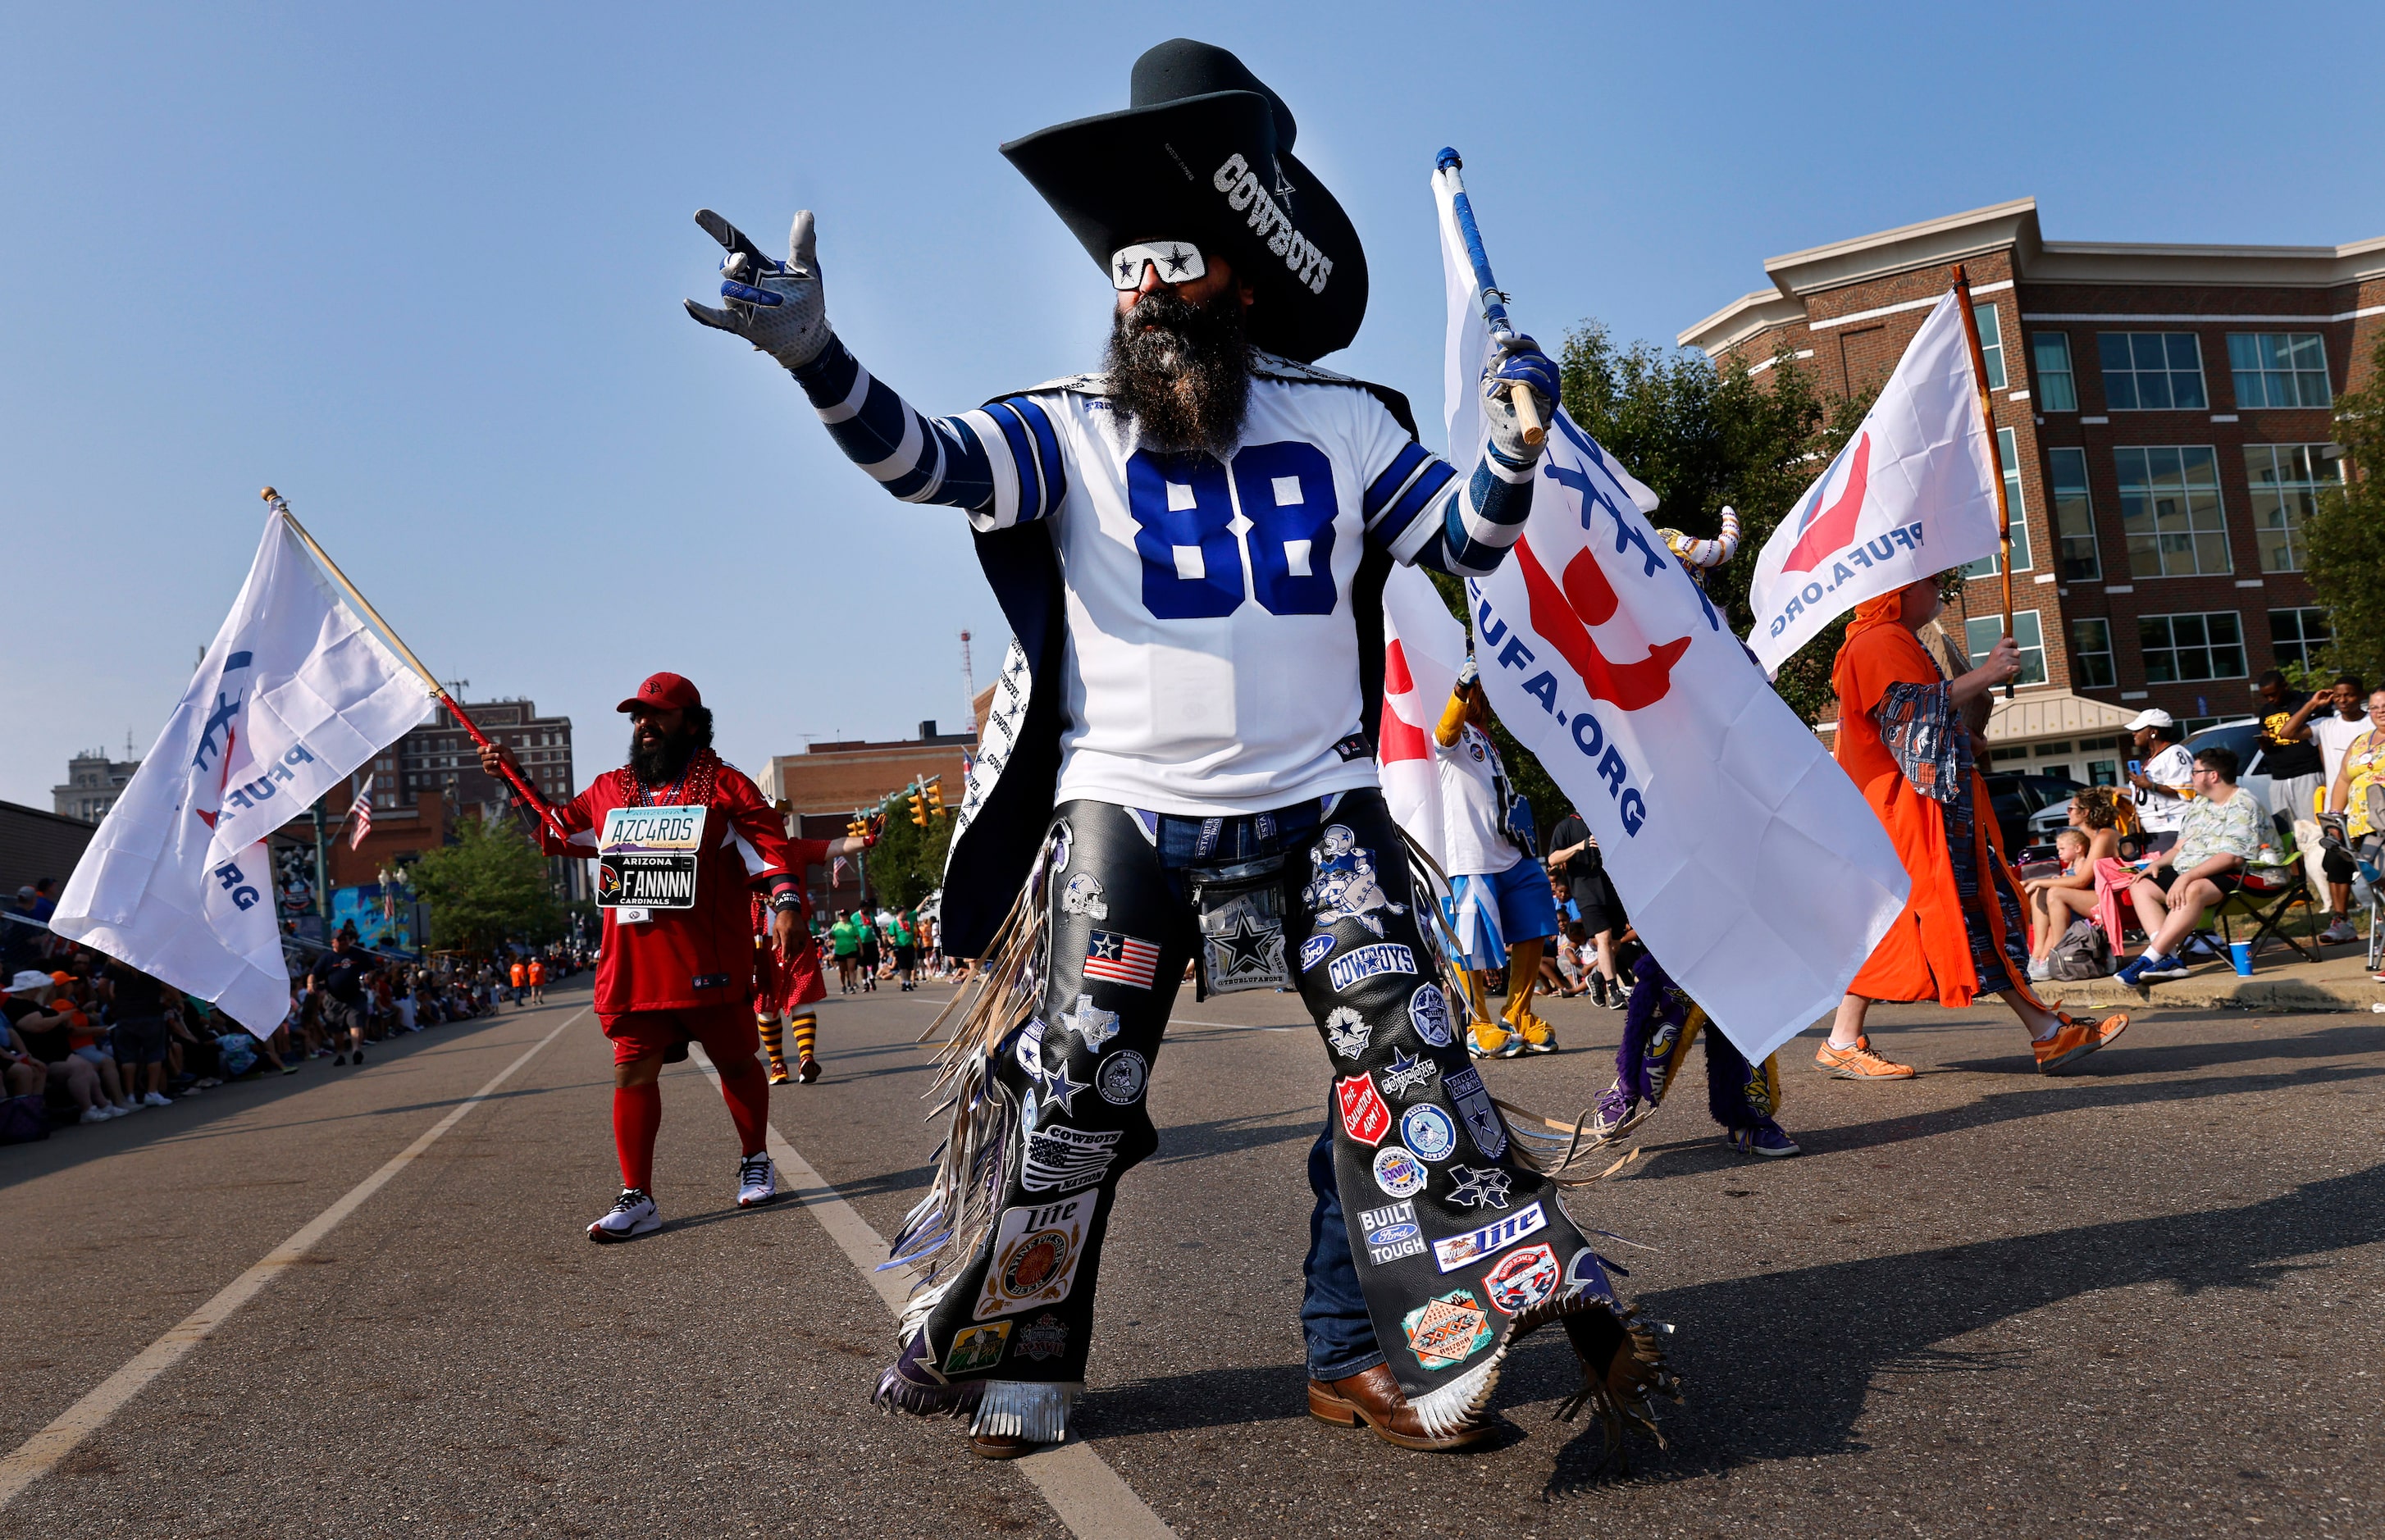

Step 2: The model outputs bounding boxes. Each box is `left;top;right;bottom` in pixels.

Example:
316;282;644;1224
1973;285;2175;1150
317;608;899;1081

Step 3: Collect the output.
1951;266;2016;701
260;488;571;841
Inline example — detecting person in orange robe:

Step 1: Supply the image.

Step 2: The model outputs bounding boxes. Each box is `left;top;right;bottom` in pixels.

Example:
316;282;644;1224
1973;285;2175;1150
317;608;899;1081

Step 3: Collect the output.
1821;579;2129;1078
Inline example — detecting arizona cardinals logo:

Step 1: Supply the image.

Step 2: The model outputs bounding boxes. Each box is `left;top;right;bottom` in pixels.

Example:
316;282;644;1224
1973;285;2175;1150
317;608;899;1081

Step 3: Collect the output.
1515;537;1690;712
1781;433;1872;575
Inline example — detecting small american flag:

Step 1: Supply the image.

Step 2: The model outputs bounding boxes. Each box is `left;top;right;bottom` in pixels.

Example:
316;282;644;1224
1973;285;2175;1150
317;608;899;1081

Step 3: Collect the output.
1083;930;1159;989
347;775;376;850
831;855;850;888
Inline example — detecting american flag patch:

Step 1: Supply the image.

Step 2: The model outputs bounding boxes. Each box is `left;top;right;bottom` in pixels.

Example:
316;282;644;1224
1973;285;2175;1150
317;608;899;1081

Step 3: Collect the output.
1083;930;1160;989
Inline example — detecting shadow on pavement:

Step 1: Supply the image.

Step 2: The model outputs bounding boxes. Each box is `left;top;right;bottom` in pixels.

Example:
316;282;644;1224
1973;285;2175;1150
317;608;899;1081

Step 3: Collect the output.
1520;1162;2385;1494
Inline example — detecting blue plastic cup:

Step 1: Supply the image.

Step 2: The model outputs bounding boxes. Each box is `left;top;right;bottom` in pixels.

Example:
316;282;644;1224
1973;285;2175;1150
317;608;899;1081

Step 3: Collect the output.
2228;940;2253;977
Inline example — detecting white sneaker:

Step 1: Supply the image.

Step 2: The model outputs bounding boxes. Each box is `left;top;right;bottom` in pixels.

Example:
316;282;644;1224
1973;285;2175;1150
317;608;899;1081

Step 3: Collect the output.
2319;919;2358;945
114;1100;142;1115
141;1091;173;1108
2027;958;2052;982
587;1188;660;1243
736;1153;778;1209
80;1105;112;1125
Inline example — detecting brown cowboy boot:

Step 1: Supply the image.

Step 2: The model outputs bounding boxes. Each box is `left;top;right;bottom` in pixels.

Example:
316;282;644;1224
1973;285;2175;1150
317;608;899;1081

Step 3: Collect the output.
1307;1363;1491;1451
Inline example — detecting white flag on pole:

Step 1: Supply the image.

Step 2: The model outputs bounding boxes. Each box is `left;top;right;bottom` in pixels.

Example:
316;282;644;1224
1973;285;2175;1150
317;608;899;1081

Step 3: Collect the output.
51;510;431;1037
1434;171;1909;1061
1375;563;1469;872
1745;290;2001;676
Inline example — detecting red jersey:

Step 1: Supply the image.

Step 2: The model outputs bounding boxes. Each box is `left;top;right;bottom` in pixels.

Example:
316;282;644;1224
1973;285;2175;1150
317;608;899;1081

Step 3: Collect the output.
536;752;823;1017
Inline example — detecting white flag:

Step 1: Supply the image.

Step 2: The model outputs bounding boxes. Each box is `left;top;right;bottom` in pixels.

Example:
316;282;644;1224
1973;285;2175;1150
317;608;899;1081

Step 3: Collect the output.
1746;290;2001;675
1434;171;1909;1061
51;510;430;1037
1375;564;1468;872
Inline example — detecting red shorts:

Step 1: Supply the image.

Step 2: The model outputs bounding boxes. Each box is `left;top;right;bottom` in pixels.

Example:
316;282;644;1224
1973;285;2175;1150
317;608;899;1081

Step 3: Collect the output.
600;1002;760;1068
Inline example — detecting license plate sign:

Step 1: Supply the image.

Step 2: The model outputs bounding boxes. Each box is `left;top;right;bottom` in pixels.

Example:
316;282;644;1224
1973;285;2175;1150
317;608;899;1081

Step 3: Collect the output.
597;805;705;911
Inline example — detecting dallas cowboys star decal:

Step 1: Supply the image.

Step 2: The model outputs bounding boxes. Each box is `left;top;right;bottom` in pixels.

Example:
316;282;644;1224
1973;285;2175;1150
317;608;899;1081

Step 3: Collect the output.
1209;911;1279;977
1156;243;1194;280
1042;1061;1090;1117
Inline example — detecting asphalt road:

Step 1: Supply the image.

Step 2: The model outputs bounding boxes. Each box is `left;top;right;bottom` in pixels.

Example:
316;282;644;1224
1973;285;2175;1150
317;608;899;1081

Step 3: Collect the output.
2;976;2379;1538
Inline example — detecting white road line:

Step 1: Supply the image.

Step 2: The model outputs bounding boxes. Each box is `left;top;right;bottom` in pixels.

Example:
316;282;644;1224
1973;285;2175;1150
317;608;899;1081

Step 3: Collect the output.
0;1006;586;1511
695;1052;1177;1540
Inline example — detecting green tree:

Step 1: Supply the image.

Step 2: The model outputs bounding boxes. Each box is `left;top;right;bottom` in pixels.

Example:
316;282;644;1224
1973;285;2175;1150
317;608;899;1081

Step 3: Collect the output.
865;790;955;909
2304;334;2385;683
410;815;562;952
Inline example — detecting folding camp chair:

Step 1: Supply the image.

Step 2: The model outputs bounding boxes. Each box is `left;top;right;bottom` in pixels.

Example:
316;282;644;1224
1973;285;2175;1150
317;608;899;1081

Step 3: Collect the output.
2201;810;2316;967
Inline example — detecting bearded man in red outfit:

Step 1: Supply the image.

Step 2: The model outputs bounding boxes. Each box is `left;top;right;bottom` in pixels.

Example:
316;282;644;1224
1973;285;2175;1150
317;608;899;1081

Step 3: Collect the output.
479;672;872;1241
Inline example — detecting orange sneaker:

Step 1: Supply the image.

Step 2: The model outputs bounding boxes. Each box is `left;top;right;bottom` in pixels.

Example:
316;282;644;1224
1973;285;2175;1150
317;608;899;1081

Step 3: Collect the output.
2032;1010;2128;1076
1813;1035;1914;1079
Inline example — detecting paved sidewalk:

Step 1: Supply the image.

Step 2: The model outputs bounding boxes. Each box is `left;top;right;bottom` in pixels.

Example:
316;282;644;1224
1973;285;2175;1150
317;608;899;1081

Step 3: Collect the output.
2050;939;2385;1012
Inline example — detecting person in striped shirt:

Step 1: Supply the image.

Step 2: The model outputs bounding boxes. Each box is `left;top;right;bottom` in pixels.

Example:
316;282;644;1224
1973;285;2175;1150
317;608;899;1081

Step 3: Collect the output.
683;42;1673;1469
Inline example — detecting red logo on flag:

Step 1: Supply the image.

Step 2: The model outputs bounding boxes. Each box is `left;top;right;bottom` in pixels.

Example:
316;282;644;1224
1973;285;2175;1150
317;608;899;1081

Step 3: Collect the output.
1336;1072;1393;1146
1377;640;1432;764
1781;432;1872;574
1515;539;1690;712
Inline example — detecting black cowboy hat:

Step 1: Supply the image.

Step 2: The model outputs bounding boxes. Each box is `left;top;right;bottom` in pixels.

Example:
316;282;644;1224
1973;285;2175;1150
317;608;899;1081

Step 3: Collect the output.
1001;39;1367;363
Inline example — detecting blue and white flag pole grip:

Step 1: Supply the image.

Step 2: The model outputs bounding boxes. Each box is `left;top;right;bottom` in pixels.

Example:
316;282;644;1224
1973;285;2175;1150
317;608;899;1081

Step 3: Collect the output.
1434;148;1544;448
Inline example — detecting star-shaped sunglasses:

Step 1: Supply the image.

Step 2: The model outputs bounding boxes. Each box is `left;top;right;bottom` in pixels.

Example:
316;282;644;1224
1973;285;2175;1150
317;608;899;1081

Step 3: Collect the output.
1109;241;1207;291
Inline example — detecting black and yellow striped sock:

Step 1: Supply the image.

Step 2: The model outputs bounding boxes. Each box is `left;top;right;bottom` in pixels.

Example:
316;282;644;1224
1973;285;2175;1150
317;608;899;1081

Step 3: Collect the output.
789;1013;818;1063
758;1014;786;1069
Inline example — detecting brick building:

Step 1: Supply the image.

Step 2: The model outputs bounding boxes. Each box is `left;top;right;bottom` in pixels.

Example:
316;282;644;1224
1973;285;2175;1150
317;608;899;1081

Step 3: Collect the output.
759;722;976;914
1682;197;2383;785
347;695;584;901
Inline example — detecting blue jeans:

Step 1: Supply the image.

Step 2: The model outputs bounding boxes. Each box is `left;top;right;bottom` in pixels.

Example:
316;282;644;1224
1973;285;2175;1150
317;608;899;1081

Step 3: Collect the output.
1142;801;1379;1382
1302;1119;1382;1380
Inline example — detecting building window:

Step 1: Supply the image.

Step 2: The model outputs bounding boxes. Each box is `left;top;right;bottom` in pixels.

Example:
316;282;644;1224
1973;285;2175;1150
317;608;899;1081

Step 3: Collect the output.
2115;445;2231;577
2269;607;2333;668
2032;332;2077;412
2097;332;2208;411
2047;446;2099;581
1974;303;2006;390
1964;609;2048;686
2242;444;2341;573
2140;611;2246;683
1960;428;2033;577
2227;332;2331;409
2071;617;2117;689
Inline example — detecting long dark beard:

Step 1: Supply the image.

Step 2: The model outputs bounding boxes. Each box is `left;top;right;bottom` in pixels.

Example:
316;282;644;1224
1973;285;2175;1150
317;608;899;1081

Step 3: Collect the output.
1104;288;1252;453
627;727;694;786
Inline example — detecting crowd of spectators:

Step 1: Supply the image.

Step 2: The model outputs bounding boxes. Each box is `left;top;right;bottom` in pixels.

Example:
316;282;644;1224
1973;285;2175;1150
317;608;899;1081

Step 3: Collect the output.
823;904;943;993
1;898;589;1144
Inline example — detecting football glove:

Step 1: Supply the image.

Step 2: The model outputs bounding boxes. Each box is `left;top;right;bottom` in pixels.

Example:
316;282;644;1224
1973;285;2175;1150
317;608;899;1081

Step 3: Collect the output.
1482;335;1559;467
685;209;832;371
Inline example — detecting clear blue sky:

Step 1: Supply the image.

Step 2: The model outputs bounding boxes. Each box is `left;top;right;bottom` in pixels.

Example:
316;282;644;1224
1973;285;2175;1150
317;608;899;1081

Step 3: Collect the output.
6;1;2377;808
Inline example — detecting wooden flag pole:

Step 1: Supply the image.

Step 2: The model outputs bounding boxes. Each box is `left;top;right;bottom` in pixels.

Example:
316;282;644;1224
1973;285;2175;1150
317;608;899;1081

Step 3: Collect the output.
260;487;570;840
1951;265;2017;701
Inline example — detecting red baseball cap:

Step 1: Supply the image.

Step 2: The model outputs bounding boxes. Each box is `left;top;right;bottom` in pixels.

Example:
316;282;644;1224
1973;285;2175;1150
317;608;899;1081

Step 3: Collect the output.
618;672;702;713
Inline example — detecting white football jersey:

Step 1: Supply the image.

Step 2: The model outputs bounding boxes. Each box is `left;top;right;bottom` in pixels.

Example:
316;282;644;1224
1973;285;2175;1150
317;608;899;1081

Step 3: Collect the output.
968;376;1430;815
1437;721;1523;878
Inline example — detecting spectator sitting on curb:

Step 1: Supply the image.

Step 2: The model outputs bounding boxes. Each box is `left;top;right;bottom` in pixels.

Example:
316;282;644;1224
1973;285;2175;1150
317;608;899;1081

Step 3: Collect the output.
5;971;112;1122
2118;745;2262;986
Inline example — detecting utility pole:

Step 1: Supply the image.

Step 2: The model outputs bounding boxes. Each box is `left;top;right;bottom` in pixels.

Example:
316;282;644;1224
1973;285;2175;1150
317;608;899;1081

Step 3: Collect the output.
310;797;331;935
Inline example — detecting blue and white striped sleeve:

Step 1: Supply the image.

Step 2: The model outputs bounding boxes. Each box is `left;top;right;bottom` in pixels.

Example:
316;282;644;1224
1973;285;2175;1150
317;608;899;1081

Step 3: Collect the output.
1363;436;1537;579
789;333;1067;531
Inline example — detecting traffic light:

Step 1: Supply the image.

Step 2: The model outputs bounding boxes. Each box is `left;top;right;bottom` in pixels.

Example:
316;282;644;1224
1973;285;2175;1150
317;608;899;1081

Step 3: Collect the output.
925;778;946;819
908;783;929;828
846;814;868;840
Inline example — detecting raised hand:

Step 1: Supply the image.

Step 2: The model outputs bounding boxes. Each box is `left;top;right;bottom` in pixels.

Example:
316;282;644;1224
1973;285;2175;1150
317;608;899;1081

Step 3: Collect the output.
684;209;832;370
